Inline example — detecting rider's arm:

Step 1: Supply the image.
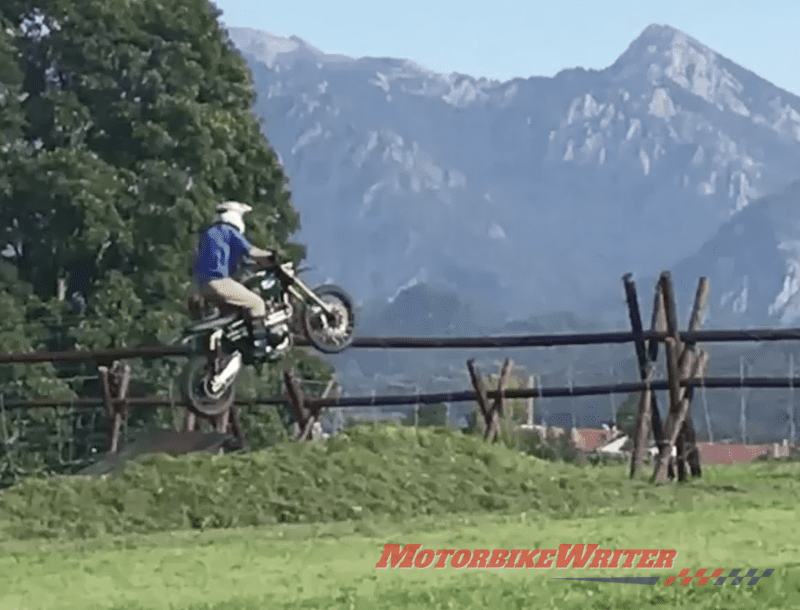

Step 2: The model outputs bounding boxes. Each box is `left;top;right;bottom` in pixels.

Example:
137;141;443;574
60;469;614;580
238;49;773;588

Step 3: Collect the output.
248;245;276;267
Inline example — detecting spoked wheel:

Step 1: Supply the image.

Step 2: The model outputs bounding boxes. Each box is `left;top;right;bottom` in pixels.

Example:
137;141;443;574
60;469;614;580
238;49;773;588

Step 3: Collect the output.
302;285;356;354
181;354;236;417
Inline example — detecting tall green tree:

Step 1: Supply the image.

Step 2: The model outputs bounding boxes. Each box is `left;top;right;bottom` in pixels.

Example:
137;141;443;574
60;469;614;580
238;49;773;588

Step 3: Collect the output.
1;0;303;367
0;0;331;480
0;10;73;399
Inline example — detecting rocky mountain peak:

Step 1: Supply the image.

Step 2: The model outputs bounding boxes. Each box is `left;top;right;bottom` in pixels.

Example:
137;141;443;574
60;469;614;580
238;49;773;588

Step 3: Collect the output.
228;23;800;331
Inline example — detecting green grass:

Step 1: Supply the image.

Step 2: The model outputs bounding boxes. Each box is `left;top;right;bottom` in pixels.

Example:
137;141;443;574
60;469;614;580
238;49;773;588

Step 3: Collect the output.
1;507;797;610
0;424;799;609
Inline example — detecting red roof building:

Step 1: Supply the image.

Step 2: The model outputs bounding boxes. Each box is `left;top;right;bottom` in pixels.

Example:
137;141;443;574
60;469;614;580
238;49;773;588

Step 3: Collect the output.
571;427;615;452
696;441;792;464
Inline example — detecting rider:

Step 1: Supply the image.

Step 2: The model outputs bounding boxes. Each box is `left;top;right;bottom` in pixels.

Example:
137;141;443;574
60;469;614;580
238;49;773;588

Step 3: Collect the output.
192;200;277;354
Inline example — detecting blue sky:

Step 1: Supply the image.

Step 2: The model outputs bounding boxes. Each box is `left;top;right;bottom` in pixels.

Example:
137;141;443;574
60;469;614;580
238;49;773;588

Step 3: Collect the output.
212;0;800;96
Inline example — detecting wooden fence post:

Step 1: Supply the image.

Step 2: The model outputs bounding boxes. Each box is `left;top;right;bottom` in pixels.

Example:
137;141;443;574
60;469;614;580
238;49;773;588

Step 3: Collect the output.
283;368;309;440
307;379;336;440
647;285;667;452
467;359;492;440
680;277;710;478
655;272;683;480
228;404;248;450
467;358;511;442
651;272;710;482
653;350;708;482
657;274;708;481
658;272;686;479
624;274;667;477
285;369;332;442
184;409;198;432
526;375;535;426
489;359;513;441
183;399;246;451
98;361;131;454
213;410;230;434
98;365;114;450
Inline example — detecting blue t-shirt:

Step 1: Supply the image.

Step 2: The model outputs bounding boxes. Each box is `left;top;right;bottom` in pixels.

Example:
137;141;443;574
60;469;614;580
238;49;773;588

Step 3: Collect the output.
193;223;252;284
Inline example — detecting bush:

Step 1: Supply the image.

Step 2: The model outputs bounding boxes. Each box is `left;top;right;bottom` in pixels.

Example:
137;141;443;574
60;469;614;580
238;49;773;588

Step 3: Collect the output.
0;424;652;540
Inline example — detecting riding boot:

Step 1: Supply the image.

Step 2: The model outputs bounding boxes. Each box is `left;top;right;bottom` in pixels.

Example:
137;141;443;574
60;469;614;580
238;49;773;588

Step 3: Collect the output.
251;317;269;353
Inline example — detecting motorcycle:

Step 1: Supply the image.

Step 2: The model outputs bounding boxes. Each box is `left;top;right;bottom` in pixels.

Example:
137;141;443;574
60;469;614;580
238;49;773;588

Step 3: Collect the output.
178;257;355;417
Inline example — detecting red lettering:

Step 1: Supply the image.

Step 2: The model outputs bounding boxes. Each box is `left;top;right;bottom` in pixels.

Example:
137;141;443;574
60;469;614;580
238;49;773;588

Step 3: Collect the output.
535;549;556;568
620;550;643;568
414;549;435;568
505;550;521;568
468;549;490;568
654;549;677;569
488;549;509;568
451;549;471;569
434;549;455;568
609;549;624;568
515;549;539;568
376;544;421;568
589;549;612;568
556;544;598;568
636;550;659;568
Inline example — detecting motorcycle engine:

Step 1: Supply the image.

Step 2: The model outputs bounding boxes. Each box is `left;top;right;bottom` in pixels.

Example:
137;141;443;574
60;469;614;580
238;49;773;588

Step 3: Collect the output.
259;275;282;302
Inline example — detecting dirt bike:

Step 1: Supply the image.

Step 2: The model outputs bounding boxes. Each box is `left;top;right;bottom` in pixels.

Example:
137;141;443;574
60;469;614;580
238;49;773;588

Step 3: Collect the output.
178;257;355;417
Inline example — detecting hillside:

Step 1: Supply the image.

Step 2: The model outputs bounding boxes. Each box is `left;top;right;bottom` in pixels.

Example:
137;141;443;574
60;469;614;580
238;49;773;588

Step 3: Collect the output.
2;425;799;542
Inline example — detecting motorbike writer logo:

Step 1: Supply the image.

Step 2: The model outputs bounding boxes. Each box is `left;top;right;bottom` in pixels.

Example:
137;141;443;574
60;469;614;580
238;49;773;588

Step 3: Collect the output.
376;544;772;585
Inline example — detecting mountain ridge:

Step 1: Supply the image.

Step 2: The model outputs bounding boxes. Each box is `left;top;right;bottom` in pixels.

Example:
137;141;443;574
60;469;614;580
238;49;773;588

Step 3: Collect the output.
227;23;800;332
229;21;800;442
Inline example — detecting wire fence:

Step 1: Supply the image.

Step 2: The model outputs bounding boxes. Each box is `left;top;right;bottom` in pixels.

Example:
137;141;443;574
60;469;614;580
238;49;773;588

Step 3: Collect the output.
2;370;798;441
5;297;800;473
8;327;800;365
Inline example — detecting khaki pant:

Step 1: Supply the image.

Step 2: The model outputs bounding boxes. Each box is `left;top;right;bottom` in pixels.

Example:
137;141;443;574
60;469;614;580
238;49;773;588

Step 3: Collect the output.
201;277;266;319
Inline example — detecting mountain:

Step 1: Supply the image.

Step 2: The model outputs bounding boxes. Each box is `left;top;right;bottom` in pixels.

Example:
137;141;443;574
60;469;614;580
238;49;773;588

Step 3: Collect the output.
226;24;800;439
228;23;800;330
665;179;800;327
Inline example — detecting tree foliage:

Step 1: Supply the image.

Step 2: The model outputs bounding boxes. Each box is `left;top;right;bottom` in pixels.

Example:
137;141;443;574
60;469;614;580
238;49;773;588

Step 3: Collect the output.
615;392;639;438
0;0;332;481
2;0;301;354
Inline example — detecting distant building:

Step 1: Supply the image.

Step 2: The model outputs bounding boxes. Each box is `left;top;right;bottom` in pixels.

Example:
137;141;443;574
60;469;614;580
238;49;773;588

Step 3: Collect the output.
695;439;793;464
517;422;798;463
518;422;627;454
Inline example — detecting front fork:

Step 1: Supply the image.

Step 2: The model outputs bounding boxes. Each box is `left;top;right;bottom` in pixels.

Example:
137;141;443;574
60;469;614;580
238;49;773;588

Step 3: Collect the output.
206;328;242;393
208;329;224;373
287;279;333;315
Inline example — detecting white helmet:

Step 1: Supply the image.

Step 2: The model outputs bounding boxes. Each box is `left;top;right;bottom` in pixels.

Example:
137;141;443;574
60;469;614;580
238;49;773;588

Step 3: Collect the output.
215;200;252;233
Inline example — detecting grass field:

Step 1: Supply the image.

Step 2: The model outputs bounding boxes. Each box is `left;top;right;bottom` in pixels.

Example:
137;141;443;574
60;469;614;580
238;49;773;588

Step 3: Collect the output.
0;425;798;609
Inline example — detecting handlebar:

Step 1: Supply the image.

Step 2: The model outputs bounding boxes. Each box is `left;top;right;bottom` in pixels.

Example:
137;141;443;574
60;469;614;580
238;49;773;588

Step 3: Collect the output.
241;252;308;276
242;252;280;269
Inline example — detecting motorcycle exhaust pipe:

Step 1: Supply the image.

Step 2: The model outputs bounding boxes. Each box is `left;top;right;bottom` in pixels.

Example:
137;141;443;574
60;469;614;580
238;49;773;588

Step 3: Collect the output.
210;351;242;394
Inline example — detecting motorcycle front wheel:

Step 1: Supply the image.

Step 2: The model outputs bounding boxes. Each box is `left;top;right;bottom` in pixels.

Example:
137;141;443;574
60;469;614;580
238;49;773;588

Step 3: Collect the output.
302;285;356;354
181;354;236;417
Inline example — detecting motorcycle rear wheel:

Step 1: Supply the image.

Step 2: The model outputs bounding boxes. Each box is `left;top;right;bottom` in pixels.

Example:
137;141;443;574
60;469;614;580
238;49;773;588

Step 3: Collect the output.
181;354;236;417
